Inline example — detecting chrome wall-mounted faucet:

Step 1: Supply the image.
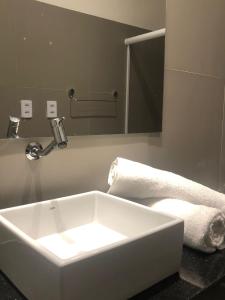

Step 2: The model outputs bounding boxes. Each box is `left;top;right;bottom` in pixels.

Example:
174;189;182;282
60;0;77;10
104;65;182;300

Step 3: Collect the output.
7;116;21;138
25;117;68;160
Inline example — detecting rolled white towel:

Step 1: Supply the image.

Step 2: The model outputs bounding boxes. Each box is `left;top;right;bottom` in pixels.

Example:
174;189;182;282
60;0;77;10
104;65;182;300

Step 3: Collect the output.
142;198;225;253
108;157;225;215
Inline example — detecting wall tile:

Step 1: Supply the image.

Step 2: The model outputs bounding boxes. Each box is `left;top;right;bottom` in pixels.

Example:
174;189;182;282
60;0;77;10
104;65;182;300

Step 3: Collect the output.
13;0;89;90
162;69;224;187
219;87;225;191
166;0;225;79
0;0;17;87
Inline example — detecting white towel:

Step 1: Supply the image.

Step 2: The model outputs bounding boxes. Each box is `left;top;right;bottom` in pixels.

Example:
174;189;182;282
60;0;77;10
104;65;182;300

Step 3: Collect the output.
141;198;225;253
108;157;225;216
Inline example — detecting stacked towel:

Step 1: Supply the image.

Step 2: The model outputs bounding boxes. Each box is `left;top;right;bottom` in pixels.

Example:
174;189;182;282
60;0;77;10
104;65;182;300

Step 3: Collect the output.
108;157;225;215
143;198;225;253
108;157;225;253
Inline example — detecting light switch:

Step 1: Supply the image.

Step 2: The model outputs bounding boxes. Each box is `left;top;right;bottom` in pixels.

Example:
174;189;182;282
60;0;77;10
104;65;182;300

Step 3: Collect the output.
47;101;57;118
21;100;32;118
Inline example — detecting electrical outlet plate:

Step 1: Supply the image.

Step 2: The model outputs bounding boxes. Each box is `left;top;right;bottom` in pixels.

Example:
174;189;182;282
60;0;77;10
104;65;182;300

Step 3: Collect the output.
21;100;32;119
47;101;57;118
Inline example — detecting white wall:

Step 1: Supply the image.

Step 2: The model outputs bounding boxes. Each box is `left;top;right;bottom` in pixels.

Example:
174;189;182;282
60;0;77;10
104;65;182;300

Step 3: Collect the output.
35;0;166;30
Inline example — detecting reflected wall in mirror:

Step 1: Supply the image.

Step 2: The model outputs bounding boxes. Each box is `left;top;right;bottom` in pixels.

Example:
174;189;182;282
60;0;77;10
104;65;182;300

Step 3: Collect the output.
0;0;166;138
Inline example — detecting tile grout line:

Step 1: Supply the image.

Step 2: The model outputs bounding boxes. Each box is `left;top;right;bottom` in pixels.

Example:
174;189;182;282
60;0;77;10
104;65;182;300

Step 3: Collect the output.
219;86;225;192
165;67;224;81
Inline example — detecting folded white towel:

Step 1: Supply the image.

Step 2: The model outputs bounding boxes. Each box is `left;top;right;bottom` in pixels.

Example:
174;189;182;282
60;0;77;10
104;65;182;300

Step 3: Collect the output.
108;158;225;216
141;198;225;253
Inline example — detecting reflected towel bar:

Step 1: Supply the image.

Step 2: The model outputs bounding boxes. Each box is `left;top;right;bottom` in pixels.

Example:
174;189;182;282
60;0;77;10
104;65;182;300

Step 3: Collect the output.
125;28;166;46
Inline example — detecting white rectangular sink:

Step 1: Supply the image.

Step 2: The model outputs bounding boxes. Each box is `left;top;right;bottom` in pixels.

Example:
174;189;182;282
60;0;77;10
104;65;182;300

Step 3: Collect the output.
0;191;184;300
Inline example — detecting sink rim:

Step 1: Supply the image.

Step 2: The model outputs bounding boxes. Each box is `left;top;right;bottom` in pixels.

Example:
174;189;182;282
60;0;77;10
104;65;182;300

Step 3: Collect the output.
0;191;183;267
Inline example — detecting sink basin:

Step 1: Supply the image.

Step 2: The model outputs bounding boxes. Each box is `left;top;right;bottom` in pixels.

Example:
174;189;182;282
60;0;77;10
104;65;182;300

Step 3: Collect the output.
0;191;183;300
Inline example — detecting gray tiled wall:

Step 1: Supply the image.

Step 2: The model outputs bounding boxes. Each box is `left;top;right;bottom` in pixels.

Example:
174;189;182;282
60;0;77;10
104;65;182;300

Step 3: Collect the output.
0;0;224;209
163;0;225;189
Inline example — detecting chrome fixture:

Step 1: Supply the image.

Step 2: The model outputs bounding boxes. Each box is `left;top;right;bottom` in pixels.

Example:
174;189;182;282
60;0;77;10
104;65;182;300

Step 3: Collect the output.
25;117;68;160
7;116;21;138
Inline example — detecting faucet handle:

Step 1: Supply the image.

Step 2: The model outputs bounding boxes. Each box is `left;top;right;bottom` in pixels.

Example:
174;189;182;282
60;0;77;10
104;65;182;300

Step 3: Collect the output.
52;116;65;121
50;116;65;127
25;116;68;160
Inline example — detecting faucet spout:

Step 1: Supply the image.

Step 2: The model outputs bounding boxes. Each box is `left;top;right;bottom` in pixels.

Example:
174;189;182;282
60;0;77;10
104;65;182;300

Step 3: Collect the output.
7;116;21;139
25;117;68;160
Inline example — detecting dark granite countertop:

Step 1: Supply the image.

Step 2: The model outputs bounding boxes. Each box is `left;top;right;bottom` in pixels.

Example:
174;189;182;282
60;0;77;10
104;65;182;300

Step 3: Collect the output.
1;246;225;300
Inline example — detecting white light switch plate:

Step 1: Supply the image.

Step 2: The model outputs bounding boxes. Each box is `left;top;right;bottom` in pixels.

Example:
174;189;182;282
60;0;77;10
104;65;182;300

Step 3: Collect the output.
21;100;32;118
47;101;57;118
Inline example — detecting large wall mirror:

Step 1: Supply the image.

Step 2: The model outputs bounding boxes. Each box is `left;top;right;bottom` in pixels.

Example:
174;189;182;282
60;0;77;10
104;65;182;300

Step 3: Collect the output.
0;0;166;138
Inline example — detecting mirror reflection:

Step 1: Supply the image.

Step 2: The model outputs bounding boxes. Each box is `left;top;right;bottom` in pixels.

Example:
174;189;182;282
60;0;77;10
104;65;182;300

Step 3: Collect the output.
0;0;166;138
